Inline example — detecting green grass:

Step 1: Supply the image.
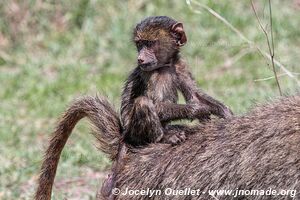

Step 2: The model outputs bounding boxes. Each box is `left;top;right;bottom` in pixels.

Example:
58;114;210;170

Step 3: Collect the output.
0;0;299;199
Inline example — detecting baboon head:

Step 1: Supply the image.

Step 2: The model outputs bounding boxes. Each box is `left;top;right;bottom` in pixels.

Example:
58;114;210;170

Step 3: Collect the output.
133;16;187;71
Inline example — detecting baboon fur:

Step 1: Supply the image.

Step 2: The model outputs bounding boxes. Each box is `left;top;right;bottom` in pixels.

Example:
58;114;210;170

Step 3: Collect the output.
36;95;300;200
102;95;300;200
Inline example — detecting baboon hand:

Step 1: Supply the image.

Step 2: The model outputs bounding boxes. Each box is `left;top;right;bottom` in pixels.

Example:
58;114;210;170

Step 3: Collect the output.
162;131;187;146
101;174;114;197
213;106;234;119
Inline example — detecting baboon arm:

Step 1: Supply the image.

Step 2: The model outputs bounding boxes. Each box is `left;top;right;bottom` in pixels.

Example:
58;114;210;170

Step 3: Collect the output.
155;102;210;122
155;102;192;122
176;69;198;103
193;91;233;118
176;63;233;119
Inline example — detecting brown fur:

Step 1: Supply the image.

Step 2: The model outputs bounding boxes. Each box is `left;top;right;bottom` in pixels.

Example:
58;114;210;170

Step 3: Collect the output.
121;16;232;147
35;96;122;200
100;95;300;200
35;94;300;199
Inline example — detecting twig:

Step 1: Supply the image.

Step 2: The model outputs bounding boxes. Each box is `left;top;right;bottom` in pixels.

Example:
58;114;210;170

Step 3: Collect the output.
186;0;300;87
214;48;254;70
250;0;282;94
186;0;250;43
268;0;282;95
254;73;300;82
251;0;282;95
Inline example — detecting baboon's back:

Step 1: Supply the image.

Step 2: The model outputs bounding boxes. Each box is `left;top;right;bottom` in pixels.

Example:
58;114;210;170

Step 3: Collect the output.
113;95;300;200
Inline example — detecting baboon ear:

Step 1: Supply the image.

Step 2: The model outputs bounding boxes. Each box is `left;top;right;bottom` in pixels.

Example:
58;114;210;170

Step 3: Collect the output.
171;22;187;46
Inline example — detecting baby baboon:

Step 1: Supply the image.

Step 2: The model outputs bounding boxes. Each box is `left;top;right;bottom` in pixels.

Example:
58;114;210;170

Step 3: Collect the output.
100;95;300;200
35;16;233;200
106;16;233;199
121;16;233;146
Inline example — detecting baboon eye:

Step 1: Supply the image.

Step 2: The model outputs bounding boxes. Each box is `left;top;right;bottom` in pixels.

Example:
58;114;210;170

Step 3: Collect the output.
144;40;156;48
136;41;143;51
135;40;156;51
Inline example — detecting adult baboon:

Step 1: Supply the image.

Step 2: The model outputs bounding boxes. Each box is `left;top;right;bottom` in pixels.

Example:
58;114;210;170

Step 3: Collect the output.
36;95;300;200
101;95;300;200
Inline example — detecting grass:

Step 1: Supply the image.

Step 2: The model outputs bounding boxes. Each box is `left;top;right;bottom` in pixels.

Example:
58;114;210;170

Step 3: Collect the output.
0;0;299;199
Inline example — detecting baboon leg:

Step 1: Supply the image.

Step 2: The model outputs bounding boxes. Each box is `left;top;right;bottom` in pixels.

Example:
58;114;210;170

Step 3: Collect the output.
100;174;114;199
124;96;164;145
125;97;191;146
101;144;127;200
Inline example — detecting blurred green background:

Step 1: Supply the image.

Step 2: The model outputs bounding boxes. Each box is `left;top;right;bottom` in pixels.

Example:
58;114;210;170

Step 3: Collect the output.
0;0;299;199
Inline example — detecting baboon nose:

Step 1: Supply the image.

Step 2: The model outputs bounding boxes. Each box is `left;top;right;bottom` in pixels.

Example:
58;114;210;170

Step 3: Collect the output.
138;58;144;64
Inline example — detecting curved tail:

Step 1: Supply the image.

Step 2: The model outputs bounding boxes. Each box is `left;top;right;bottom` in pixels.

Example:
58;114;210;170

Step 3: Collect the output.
35;95;121;200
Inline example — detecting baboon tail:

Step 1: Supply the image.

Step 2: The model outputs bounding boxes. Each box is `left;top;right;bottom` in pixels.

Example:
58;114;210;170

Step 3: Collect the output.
84;95;122;159
35;95;121;200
